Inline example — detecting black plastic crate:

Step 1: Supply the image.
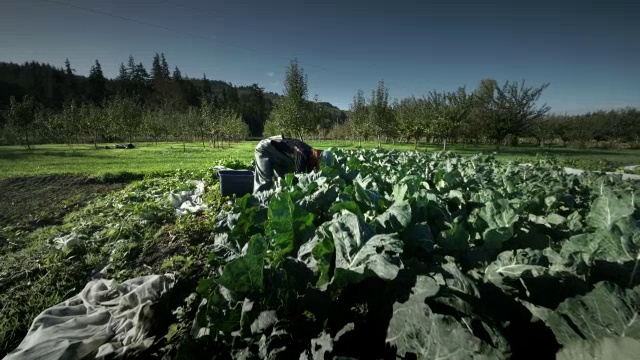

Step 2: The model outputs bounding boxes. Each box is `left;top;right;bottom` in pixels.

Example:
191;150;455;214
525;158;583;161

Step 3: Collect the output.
217;170;254;197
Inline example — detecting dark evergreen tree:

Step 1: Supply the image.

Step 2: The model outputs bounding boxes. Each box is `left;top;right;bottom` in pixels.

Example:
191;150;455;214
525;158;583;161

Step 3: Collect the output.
151;53;162;82
63;58;76;103
240;83;268;136
64;58;74;77
133;62;149;84
127;55;136;77
173;66;182;81
202;74;212;96
88;59;107;106
114;63;130;96
117;63;128;80
130;61;150;102
160;53;171;80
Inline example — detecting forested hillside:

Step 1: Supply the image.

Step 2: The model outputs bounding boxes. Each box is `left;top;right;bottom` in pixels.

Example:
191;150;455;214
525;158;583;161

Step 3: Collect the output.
0;55;346;143
1;56;638;149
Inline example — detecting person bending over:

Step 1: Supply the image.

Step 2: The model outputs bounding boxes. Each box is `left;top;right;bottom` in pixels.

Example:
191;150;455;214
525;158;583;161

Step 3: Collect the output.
253;135;333;192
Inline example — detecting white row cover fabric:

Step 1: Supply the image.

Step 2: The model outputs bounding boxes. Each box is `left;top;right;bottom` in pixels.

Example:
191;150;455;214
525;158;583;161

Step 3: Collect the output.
4;274;175;360
563;167;640;181
169;180;207;216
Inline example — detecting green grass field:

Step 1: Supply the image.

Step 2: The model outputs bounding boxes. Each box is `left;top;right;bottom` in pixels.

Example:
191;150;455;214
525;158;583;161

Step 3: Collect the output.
1;140;640;179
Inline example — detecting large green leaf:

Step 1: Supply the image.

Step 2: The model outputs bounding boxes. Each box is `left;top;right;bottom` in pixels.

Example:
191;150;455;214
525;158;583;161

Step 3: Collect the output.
216;234;267;296
297;224;337;288
478;199;519;249
483;227;515;250
412;190;451;233
300;211;399;289
586;187;634;230
546;282;640;346
230;194;268;240
299;183;340;214
483;248;587;305
390;182;409;202
437;216;470;252
354;181;386;213
373;200;412;233
333;233;404;284
556;337;640;360
386;276;504;359
403;222;435;253
267;192;315;261
433;168;464;191
484;249;550;288
561;218;640;264
316;211;404;285
435;259;480;297
328;200;363;218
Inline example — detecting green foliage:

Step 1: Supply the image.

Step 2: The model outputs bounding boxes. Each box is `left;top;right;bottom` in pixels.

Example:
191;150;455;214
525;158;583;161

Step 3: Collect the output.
340;78;559;149
80;103;112;148
48;100;82;146
368;80;392;147
180;148;640;358
106;95;143;142
267;59;318;140
7;95;37;149
348;89;370;146
428;87;473;150
0;165;237;355
3;147;640;358
88;59;107;106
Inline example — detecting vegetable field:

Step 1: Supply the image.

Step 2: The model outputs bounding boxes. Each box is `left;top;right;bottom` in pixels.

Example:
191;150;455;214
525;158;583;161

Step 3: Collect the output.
3;148;640;359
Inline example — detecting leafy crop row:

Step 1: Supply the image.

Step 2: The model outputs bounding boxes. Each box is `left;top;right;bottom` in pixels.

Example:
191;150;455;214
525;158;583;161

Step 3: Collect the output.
171;149;640;359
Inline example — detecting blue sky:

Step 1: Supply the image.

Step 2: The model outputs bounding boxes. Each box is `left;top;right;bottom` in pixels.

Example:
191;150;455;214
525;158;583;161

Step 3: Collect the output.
1;0;638;113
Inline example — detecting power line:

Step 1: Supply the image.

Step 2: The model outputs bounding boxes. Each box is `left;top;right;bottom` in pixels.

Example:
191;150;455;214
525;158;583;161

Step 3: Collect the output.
40;0;454;101
41;0;336;72
163;0;226;21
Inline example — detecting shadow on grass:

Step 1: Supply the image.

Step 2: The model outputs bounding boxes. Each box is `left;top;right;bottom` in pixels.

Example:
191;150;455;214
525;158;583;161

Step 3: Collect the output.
0;150;97;161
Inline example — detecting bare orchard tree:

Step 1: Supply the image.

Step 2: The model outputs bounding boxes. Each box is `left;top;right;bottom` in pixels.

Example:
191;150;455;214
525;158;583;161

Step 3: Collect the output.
268;59;316;140
347;89;369;147
142;108;171;144
197;96;217;149
369;80;391;148
106;96;143;144
7;95;37;149
216;108;248;145
81;104;112;149
394;96;425;149
481;80;550;148
51;100;82;146
428;87;472;151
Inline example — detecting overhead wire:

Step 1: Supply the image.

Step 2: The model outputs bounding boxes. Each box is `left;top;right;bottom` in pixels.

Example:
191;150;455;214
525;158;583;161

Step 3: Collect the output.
41;0;336;72
40;0;449;101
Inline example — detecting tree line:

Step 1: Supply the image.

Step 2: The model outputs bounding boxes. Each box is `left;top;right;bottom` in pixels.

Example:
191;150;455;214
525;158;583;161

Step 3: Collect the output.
263;62;639;149
1;56;638;149
0;55;345;148
336;83;640;149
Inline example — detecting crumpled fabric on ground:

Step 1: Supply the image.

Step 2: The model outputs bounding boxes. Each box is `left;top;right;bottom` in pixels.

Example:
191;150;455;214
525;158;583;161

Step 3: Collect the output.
563;167;640;180
169;180;207;216
4;274;175;360
519;164;640;181
52;232;88;249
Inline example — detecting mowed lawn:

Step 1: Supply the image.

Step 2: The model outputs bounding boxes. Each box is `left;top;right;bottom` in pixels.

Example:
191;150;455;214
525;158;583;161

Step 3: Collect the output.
1;140;640;179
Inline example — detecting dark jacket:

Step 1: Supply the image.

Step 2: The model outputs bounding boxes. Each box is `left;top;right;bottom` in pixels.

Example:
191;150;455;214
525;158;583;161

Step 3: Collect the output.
270;138;315;173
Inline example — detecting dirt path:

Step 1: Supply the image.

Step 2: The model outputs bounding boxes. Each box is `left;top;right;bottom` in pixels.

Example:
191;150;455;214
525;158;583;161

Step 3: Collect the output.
0;175;127;230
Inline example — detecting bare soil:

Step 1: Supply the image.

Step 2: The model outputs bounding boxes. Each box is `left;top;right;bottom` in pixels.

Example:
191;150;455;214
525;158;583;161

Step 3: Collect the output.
0;175;126;230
